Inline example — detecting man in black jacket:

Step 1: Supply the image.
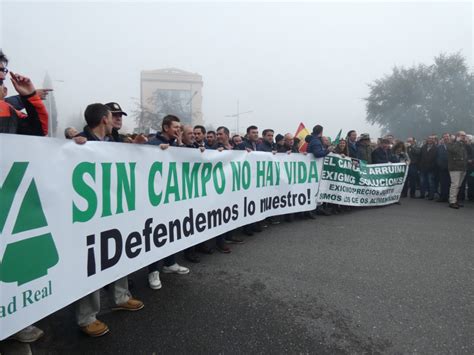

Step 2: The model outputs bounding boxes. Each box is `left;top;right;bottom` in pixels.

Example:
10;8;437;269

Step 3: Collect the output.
146;115;190;289
76;104;144;338
235;126;263;235
257;129;277;152
402;137;420;198
418;135;438;199
105;102;128;142
372;139;399;164
239;125;259;151
278;133;299;153
346;130;358;158
436;133;451;202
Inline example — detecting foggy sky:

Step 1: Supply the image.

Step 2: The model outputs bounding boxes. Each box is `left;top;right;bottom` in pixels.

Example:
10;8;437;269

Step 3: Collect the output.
1;1;472;138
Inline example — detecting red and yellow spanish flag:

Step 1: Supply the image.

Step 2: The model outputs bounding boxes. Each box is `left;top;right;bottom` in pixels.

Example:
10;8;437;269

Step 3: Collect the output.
295;122;311;152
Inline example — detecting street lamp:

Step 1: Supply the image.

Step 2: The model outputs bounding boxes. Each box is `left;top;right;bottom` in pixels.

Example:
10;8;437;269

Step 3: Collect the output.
225;100;253;134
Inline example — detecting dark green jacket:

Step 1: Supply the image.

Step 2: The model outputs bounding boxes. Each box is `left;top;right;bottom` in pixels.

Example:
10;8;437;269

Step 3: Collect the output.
356;142;373;164
447;141;468;171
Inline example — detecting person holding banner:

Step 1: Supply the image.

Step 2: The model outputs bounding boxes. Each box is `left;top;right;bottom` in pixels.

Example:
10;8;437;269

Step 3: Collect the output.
346;130;358;158
206;130;217;149
372;138;399;164
275;133;285;151
181;125;204;263
307;125;332;158
105;102;147;144
236;125;264;235
74;103;144;337
307;126;333;216
214;126;244;249
356;133;373;164
334;138;348;156
280;133;299;154
257;129;277;152
147;115;190;289
193;125;206;148
240;125;259;152
0;51;49;343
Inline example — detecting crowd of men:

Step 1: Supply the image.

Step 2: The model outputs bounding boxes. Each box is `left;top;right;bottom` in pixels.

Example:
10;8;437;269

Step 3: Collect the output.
1;49;473;343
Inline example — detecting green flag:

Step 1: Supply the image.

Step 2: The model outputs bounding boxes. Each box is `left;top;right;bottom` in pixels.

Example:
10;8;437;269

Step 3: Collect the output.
333;129;342;145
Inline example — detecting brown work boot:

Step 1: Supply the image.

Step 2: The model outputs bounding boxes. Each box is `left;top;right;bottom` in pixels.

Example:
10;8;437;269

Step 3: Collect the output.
81;320;109;337
112;297;144;311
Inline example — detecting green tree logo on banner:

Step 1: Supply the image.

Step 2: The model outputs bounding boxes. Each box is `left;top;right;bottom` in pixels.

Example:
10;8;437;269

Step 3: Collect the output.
0;162;59;285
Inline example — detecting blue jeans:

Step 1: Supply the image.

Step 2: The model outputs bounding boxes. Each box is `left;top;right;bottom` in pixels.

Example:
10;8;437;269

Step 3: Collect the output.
403;164;419;197
420;171;435;198
148;255;176;273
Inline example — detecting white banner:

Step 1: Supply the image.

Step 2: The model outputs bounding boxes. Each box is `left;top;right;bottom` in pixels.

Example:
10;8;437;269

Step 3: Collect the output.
317;154;408;206
0;134;322;339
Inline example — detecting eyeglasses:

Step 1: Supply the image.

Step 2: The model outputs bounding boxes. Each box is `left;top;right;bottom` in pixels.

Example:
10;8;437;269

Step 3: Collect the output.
0;68;8;74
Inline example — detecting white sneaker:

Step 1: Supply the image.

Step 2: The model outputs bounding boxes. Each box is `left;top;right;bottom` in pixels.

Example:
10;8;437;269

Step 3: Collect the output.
162;263;190;274
9;325;44;343
148;271;162;290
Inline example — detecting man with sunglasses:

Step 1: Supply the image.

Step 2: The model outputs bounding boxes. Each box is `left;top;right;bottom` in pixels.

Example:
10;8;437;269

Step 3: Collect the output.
0;50;48;343
0;51;48;136
1;51;52;111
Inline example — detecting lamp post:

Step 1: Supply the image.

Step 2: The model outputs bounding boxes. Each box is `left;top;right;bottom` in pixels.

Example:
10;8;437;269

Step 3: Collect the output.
225;100;253;134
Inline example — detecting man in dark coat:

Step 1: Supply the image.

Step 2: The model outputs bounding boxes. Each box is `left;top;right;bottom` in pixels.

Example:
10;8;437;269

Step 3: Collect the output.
146;115;190;289
447;131;469;208
307;125;331;158
372;138;399;164
346;130;358;158
436;133;451;202
76;104;144;338
418;135;438;199
257;129;277;152
356;133;373;163
402;137;420;198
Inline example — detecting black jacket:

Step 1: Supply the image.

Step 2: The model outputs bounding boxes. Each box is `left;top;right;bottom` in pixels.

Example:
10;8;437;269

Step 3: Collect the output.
419;144;437;172
147;133;177;146
235;139;258;151
257;140;276;152
78;126;111;142
371;147;399;164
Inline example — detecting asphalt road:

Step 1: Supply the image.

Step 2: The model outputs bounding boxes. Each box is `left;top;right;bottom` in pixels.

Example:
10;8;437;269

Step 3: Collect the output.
1;198;473;354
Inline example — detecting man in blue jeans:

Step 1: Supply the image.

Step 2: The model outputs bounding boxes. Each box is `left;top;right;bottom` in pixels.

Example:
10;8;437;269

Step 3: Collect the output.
146;115;189;289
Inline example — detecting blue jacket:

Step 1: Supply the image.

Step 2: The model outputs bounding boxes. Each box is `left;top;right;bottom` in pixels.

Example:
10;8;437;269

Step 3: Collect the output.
147;133;176;146
347;141;358;158
306;135;329;158
235;139;258;151
257;140;276;152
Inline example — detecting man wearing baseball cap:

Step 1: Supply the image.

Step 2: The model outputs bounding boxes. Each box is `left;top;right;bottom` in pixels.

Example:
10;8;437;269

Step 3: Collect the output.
105;102;147;144
105;102;128;142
